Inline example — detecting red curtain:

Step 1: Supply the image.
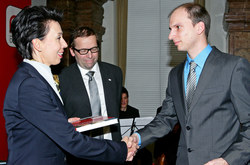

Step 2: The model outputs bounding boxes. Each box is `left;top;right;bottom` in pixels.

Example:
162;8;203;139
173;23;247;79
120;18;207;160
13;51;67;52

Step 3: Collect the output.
0;0;31;160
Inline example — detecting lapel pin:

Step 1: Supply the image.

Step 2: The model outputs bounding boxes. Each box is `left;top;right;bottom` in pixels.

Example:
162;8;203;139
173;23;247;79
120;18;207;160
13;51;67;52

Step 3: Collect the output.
108;79;112;81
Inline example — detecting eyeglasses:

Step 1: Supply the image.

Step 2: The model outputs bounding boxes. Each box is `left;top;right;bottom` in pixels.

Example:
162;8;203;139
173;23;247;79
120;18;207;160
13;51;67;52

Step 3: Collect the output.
72;46;99;55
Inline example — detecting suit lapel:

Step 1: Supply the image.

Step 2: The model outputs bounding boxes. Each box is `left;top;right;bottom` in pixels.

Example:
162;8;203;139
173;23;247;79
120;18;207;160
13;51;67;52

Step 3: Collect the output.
172;62;187;118
23;63;66;116
99;62;113;117
179;63;187;117
72;63;88;94
188;48;218;112
72;63;92;113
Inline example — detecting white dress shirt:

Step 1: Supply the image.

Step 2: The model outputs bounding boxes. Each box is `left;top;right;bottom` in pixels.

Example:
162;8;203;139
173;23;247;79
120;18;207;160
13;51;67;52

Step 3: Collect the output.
78;63;112;140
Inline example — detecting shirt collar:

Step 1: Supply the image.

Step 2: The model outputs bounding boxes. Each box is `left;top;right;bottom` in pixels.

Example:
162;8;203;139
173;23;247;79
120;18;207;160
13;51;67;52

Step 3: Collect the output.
24;58;51;74
186;44;212;68
77;62;99;76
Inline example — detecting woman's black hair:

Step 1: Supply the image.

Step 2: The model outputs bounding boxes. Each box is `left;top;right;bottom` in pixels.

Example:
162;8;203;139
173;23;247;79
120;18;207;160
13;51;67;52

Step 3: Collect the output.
11;6;63;59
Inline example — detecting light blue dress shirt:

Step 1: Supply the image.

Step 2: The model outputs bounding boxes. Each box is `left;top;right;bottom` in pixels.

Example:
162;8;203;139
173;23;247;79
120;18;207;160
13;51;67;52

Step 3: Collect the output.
184;44;212;95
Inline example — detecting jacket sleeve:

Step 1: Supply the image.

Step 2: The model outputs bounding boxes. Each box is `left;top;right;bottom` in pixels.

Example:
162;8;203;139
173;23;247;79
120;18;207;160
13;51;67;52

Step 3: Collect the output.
18;77;127;163
221;58;250;165
137;74;178;148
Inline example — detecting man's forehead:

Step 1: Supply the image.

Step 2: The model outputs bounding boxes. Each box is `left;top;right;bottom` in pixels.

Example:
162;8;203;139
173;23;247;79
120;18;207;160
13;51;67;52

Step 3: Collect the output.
170;7;186;18
169;8;188;23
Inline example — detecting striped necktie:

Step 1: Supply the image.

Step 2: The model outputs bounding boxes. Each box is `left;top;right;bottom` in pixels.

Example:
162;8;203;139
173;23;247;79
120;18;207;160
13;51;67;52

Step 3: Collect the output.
186;62;197;111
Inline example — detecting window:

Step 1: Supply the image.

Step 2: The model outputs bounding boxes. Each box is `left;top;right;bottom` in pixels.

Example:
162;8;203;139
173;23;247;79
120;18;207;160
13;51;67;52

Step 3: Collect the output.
126;0;191;117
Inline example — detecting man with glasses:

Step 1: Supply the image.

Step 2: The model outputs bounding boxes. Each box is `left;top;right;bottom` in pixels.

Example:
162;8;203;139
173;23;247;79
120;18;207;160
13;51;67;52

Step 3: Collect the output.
59;27;123;165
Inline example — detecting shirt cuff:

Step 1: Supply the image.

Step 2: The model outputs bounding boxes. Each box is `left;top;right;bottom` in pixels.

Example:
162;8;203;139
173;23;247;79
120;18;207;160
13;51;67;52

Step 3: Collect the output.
134;132;141;146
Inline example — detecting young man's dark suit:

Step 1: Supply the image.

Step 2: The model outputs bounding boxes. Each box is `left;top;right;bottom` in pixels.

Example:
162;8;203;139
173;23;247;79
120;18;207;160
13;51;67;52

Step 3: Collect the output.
137;47;250;165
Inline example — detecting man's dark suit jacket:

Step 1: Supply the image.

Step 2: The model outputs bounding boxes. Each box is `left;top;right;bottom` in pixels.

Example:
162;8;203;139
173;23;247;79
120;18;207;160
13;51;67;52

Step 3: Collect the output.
59;62;123;140
59;62;123;164
137;47;250;165
3;62;127;165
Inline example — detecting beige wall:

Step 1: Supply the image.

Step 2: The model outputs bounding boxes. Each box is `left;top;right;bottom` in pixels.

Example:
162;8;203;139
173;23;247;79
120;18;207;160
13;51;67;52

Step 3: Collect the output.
102;1;117;65
102;0;228;65
206;0;227;52
32;0;46;6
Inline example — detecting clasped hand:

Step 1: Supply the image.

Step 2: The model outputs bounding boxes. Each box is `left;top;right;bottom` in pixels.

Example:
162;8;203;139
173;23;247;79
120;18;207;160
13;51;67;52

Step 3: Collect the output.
68;118;140;161
122;135;139;161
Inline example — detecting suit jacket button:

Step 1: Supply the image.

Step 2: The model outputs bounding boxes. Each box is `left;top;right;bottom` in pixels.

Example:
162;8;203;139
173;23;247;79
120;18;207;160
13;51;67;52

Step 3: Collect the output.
186;126;191;130
188;148;192;152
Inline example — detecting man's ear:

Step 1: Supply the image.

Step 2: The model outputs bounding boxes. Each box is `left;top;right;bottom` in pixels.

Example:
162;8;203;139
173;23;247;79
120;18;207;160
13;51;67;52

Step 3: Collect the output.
69;48;76;57
31;38;42;52
196;21;205;35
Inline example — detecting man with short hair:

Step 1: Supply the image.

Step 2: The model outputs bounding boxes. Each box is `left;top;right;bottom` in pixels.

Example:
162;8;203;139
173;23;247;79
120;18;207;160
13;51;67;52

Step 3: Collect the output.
59;27;123;165
130;3;250;165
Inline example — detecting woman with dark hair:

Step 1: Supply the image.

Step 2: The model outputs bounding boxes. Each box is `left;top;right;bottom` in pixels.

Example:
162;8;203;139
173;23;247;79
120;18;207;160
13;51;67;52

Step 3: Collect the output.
119;87;140;119
3;6;137;165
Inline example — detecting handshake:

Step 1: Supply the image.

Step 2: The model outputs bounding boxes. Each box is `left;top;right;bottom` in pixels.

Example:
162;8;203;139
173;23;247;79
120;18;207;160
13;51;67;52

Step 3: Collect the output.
68;117;140;161
122;134;140;161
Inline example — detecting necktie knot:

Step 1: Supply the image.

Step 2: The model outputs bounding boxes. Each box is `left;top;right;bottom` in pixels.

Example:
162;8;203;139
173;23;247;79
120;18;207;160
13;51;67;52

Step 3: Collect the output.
190;62;197;72
86;71;95;81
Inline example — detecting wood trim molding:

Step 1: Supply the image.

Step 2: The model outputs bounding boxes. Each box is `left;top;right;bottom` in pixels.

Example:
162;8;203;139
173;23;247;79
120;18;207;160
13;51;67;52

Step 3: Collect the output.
224;0;250;61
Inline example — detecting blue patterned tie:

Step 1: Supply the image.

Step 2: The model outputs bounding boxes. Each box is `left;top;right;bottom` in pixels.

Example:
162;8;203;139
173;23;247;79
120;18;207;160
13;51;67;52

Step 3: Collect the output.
186;62;197;111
